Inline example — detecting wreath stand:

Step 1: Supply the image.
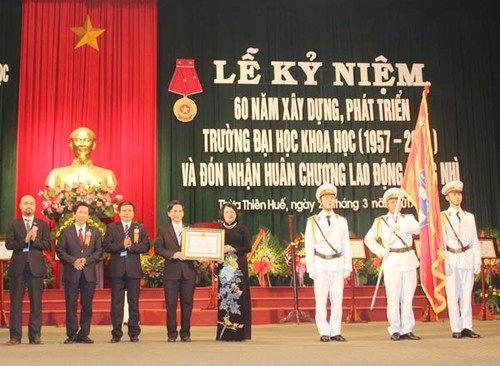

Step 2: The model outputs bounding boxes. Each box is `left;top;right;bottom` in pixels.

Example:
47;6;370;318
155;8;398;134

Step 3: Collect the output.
344;268;366;323
279;215;314;324
474;258;495;320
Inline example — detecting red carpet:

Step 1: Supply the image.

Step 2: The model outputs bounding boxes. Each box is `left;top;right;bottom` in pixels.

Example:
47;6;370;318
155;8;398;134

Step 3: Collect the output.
0;285;457;326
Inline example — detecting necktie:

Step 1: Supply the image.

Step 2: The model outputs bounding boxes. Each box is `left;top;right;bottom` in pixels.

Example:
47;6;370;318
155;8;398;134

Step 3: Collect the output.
326;215;331;226
124;224;130;237
79;228;84;246
25;219;32;246
456;211;461;223
176;225;182;244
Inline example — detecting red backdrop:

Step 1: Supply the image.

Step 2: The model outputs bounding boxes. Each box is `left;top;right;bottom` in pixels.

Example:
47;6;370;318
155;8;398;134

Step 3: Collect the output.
15;0;157;234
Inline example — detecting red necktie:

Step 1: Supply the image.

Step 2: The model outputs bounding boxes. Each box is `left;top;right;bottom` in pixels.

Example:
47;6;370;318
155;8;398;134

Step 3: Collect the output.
79;228;84;246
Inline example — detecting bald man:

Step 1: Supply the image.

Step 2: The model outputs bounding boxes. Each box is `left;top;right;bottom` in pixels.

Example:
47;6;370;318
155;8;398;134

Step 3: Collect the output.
5;195;51;345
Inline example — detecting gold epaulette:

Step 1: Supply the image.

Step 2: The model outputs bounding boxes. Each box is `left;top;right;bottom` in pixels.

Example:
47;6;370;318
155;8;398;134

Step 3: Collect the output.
308;215;318;222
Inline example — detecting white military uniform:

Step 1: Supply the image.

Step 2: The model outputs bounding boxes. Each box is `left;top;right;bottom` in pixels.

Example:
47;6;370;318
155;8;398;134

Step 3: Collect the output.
364;213;419;336
305;210;352;337
441;207;481;333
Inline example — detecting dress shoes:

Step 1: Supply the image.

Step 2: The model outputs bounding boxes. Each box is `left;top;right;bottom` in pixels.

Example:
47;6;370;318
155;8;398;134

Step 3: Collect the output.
167;336;177;342
461;329;480;338
330;335;346;342
29;336;43;345
452;332;463;339
64;335;78;344
110;336;121;343
180;336;192;342
400;332;421;340
78;336;94;344
5;338;21;346
390;332;400;341
130;335;139;343
319;335;330;342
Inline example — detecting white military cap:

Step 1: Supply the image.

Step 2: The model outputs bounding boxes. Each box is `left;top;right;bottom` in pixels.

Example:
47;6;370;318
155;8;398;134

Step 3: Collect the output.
315;183;337;201
441;180;463;196
382;187;400;206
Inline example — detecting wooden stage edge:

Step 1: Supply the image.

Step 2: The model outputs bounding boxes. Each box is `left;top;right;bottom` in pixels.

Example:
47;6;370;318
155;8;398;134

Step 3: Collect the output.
1;286;484;326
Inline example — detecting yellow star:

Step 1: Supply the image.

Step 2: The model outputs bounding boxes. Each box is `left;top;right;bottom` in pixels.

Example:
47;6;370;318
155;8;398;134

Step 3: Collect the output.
70;15;106;51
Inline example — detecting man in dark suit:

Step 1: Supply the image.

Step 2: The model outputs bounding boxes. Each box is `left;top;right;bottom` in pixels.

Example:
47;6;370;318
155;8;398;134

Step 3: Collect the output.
5;195;51;345
103;201;150;343
56;202;103;344
154;200;196;342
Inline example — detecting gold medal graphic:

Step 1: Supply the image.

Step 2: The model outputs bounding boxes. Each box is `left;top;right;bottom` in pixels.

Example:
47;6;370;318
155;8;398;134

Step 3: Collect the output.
168;59;203;123
173;96;197;123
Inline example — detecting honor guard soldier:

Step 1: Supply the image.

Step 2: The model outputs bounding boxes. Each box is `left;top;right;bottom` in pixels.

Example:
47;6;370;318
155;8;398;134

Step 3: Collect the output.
305;183;352;342
364;188;421;341
441;181;481;339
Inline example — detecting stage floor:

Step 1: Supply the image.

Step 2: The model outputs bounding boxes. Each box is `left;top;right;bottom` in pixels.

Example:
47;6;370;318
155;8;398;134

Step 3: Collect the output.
2;319;499;366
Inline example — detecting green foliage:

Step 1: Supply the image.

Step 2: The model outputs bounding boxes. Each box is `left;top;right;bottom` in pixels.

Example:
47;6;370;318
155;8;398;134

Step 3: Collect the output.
248;227;290;282
140;253;164;288
474;227;500;313
52;213;107;239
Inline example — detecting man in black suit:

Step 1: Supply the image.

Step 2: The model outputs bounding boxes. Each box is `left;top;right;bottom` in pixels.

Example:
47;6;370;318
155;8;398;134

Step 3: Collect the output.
5;195;51;345
56;202;103;344
103;201;150;343
154;200;196;342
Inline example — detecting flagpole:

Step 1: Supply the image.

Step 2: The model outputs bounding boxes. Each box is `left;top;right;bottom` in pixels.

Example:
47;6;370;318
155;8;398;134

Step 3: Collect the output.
398;82;447;315
372;82;433;311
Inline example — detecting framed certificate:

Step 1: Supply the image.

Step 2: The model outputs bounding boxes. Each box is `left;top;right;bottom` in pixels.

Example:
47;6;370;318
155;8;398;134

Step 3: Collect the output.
350;238;368;259
478;238;498;259
181;228;225;261
0;238;12;260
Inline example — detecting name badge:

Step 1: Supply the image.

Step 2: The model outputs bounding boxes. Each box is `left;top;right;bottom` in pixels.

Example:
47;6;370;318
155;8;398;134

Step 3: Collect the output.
23;247;29;253
120;250;128;257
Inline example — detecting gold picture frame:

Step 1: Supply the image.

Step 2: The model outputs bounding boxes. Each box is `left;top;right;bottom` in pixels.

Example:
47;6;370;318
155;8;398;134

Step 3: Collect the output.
350;238;368;259
478;238;498;259
181;228;225;261
0;238;12;261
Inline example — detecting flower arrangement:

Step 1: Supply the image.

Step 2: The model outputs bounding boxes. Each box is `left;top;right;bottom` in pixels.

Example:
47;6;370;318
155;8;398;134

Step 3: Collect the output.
39;182;122;220
283;233;307;286
140;249;164;288
217;253;244;338
248;227;289;286
475;254;500;314
51;213;107;240
474;227;500;313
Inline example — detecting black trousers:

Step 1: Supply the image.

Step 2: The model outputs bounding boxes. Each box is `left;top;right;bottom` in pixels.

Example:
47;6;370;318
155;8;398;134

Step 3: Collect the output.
8;265;44;341
110;276;141;338
63;275;96;338
163;275;195;338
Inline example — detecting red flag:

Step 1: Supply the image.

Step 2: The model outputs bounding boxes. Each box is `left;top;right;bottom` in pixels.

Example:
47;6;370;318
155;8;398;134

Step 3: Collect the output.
400;85;447;314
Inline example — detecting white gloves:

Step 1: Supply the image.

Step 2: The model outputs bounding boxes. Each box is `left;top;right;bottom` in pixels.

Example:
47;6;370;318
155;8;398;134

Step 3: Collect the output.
474;265;481;275
390;222;401;232
381;247;390;258
308;271;317;280
343;270;351;279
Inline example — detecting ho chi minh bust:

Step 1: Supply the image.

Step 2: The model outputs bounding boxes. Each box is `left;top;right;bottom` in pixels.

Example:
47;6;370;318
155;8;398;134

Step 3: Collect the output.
45;127;118;190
